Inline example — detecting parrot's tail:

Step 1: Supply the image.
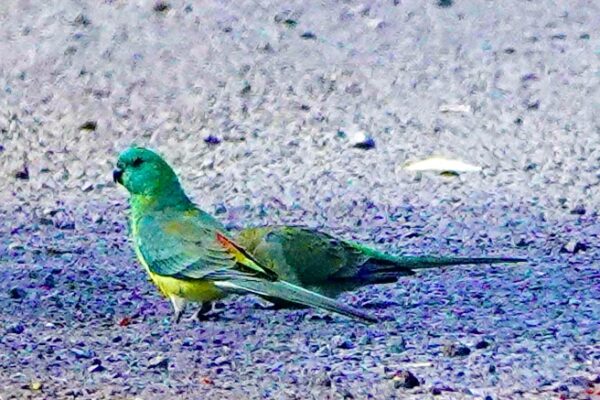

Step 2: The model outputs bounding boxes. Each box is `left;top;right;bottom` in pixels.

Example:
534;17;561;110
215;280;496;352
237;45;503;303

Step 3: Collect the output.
349;255;526;284
363;255;527;272
214;279;377;324
346;256;527;285
339;243;526;284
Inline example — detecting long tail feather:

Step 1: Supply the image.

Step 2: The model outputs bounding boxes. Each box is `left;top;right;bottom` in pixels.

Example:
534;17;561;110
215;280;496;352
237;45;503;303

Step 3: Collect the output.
366;256;527;271
349;241;526;270
215;279;377;324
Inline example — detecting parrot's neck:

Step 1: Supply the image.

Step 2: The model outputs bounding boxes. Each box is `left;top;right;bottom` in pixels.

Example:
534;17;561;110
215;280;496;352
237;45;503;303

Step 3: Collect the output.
129;183;193;219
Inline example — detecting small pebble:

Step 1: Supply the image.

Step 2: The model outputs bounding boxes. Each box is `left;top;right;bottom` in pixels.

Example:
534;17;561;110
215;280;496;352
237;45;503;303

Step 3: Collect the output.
521;73;539;82
7;323;25;334
212;356;229;366
148;356;169;370
354;137;375;150
348;130;375;150
570;205;586;215
40;217;53;225
332;335;355;350
9;287;26;299
393;370;420;389
240;81;251;95
56;220;76;230
153;1;170;12
319;375;332;387
74;14;91;27
79;121;97;130
43;208;60;216
15;166;29;180
300;32;317;40
475;340;490;349
273;11;298;27
70;347;94;359
88;363;106;373
43;274;56;288
204;135;221;145
443;343;471;357
560;240;588;254
283;19;297;28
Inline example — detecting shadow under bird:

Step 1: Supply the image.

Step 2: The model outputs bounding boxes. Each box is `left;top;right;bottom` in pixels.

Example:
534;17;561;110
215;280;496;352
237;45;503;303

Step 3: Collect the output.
113;147;376;324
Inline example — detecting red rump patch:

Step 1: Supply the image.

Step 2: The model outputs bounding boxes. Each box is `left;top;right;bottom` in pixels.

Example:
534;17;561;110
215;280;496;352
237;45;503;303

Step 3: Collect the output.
216;232;235;250
215;231;278;280
215;232;248;263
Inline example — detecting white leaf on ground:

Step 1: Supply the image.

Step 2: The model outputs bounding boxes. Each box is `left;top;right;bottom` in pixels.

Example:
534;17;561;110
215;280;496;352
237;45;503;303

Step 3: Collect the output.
404;157;481;173
439;104;472;114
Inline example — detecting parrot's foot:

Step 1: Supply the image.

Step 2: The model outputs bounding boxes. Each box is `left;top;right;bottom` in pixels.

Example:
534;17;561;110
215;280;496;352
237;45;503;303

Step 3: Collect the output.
170;295;187;325
190;302;212;321
188;302;222;322
173;312;183;324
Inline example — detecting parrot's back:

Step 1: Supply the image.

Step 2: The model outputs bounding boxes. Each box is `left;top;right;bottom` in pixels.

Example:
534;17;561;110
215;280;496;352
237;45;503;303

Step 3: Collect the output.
236;226;525;300
235;226;379;297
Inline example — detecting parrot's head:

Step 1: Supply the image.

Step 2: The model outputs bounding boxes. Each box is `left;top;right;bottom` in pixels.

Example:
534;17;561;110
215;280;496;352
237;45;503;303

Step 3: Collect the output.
114;147;179;196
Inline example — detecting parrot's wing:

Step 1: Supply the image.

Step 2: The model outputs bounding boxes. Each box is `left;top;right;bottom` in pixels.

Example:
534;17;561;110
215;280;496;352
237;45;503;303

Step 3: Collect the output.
138;214;376;323
263;227;525;279
238;226;370;284
137;212;276;281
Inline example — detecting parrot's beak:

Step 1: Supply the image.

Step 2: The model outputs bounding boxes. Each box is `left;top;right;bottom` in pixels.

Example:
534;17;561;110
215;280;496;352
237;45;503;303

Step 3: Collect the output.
113;168;123;184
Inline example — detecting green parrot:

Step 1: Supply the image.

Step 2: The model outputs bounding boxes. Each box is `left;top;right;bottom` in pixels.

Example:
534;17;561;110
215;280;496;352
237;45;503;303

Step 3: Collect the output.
113;147;376;324
234;227;526;304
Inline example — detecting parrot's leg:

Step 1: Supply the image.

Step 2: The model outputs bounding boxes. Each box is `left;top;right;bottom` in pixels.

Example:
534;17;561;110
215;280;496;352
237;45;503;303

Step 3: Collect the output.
190;302;213;321
170;295;187;324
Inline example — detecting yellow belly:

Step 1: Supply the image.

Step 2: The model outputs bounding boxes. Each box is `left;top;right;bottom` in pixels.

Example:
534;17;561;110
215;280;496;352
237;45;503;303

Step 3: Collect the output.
149;272;225;302
135;246;224;302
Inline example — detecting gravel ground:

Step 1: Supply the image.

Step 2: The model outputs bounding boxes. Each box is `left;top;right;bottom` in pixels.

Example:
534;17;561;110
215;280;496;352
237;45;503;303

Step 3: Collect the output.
1;0;599;399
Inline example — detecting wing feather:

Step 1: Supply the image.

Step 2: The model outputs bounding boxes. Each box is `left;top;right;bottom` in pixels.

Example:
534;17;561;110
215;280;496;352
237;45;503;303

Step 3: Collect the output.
136;210;275;282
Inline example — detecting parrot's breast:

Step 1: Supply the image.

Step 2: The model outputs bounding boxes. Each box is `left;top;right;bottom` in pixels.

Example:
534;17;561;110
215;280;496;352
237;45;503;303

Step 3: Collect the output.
134;243;225;303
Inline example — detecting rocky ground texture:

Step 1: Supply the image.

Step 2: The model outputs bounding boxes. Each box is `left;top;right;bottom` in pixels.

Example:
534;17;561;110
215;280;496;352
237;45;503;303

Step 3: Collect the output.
1;0;599;399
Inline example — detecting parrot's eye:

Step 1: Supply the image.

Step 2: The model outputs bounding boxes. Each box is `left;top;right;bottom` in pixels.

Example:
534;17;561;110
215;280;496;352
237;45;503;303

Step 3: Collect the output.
131;157;144;167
